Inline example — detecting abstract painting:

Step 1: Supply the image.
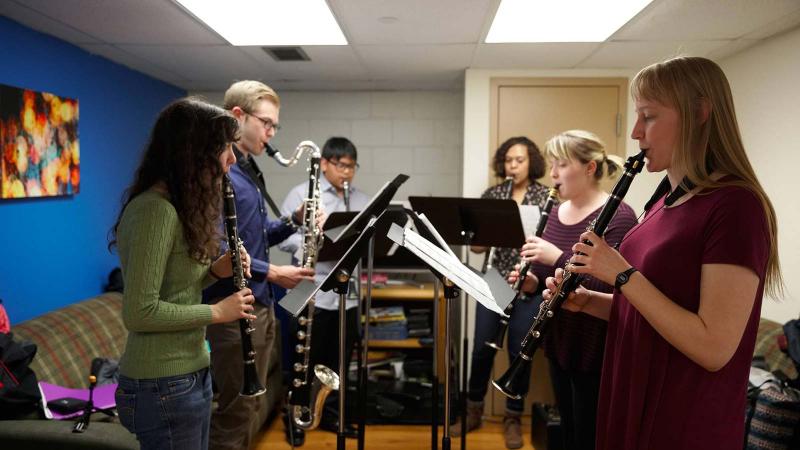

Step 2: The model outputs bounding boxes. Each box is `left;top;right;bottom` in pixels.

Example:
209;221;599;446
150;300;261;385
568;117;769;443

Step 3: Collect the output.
1;83;79;198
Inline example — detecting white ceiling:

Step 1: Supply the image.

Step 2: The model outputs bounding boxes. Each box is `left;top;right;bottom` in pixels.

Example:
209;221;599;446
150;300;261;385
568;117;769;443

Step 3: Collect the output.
2;0;799;91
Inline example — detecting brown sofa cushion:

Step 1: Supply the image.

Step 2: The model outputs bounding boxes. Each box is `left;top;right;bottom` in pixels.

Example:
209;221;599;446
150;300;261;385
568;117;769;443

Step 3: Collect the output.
12;293;127;388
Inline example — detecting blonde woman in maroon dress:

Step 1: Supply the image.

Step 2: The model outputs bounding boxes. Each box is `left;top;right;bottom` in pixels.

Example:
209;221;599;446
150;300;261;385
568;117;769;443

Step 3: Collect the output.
542;56;783;450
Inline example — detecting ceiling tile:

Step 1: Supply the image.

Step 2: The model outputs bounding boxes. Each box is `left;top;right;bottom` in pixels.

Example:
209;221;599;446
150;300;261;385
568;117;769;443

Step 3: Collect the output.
472;43;601;69
741;9;800;39
0;0;101;44
330;0;495;44
117;45;268;82
705;39;762;60
77;43;188;83
19;0;226;45
577;40;729;69
613;0;800;41
355;44;475;78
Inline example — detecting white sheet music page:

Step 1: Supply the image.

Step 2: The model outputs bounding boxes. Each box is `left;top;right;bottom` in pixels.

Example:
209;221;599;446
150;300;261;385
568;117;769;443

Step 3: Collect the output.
401;227;504;315
518;205;541;238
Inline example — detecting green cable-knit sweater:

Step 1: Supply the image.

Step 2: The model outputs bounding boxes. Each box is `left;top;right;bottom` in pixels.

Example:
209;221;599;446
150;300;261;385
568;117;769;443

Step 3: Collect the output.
117;190;216;379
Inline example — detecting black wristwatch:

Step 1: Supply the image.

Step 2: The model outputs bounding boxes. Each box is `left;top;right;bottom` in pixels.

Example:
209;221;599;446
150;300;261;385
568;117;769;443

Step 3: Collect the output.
614;267;638;291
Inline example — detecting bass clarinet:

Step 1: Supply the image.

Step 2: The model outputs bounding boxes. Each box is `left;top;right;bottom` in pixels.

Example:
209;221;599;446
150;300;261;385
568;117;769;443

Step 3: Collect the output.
485;184;559;350
492;151;645;399
289;142;339;430
222;174;267;398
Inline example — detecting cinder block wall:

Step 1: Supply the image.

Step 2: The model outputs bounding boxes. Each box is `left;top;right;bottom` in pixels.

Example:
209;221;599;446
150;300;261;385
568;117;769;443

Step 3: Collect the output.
195;89;464;265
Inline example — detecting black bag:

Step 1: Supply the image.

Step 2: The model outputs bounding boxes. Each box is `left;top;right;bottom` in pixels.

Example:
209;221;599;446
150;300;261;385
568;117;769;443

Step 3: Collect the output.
0;332;42;419
91;357;119;385
531;402;563;450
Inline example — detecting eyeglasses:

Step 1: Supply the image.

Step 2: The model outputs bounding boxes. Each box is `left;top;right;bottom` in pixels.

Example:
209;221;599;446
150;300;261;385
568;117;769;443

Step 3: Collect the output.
244;111;281;133
328;159;360;172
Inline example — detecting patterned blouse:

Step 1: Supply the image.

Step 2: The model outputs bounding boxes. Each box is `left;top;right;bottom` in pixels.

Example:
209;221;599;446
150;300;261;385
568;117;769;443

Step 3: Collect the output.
480;181;551;278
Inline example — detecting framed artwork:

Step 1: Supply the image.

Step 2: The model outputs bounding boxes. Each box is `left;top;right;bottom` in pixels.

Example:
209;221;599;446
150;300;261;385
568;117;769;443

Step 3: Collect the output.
1;83;79;199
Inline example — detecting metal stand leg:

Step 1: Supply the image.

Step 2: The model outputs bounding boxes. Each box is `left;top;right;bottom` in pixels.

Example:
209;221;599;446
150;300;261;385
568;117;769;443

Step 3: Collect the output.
335;269;350;450
442;278;459;450
432;281;439;450
459;231;474;450
357;236;374;450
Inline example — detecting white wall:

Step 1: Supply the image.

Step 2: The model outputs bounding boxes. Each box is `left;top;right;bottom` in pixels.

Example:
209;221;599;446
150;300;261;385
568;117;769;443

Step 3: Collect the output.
720;27;800;321
195;89;464;265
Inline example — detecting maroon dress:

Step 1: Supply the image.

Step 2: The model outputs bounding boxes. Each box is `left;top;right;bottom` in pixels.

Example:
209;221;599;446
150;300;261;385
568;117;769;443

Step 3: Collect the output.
596;185;770;450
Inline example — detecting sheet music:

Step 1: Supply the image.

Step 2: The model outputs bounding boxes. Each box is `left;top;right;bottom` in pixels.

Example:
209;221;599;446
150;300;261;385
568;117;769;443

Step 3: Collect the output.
519;205;541;238
417;213;458;260
390;224;504;315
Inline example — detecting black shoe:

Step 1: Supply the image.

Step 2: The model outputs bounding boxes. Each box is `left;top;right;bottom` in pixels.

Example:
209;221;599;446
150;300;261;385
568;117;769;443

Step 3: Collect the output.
283;414;306;447
319;419;358;439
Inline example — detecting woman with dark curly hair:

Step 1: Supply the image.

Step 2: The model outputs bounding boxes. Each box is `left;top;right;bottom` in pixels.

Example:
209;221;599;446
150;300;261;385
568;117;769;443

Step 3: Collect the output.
451;136;549;449
109;98;256;450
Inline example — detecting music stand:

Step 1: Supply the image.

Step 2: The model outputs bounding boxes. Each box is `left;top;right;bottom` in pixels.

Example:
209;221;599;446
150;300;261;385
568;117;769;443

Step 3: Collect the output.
408;196;524;450
324;175;408;450
323;207;409;450
280;215;380;450
281;175;408;450
387;214;508;450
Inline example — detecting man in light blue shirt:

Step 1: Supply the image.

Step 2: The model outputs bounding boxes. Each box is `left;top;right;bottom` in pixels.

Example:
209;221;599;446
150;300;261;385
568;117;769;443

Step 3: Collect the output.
279;137;370;436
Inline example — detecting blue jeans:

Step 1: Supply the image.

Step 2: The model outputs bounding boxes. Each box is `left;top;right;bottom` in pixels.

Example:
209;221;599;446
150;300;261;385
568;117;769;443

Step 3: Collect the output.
468;294;542;413
116;367;212;450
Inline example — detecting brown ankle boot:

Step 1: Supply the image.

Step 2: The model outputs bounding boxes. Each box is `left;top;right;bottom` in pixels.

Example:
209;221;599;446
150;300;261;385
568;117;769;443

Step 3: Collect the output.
450;400;483;437
503;414;523;449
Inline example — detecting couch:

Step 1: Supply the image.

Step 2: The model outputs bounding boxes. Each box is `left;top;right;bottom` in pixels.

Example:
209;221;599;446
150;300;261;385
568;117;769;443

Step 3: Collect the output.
0;292;284;449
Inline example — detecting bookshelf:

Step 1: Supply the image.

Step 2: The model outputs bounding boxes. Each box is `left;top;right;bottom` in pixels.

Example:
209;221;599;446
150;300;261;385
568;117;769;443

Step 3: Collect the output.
363;282;446;377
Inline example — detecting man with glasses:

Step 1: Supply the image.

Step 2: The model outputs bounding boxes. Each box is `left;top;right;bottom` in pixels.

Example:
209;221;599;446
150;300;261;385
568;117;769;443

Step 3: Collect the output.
279;137;370;440
204;80;315;450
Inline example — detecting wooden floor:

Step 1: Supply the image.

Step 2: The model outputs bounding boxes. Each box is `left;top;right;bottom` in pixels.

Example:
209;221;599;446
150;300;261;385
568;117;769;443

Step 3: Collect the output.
254;415;538;450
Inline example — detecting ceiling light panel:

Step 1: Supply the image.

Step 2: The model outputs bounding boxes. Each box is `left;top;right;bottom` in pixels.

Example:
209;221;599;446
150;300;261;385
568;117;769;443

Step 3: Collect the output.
486;0;654;43
174;0;347;45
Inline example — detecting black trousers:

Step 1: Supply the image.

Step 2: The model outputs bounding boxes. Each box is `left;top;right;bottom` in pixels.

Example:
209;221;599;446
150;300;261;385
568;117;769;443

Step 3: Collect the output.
547;357;601;450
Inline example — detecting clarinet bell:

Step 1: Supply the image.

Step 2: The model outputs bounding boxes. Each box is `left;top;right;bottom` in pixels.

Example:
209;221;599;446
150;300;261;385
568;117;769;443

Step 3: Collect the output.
485;318;509;350
491;355;530;400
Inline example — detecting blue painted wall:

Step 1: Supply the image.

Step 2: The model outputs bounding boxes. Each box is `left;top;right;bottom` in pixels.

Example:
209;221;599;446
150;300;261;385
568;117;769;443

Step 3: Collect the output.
0;17;185;323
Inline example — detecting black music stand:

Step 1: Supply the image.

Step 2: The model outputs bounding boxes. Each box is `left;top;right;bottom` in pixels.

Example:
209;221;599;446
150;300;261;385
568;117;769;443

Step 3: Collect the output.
323;206;409;450
281;215;379;450
281;175;408;450
408;196;524;450
325;175;408;450
387;212;509;450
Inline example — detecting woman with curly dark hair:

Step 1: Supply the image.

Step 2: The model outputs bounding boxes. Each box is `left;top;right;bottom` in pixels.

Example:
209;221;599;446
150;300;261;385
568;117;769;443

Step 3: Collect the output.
110;98;256;450
452;136;550;449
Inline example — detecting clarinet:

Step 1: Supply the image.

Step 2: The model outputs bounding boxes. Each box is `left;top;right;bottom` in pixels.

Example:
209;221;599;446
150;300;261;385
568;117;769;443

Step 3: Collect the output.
492;152;645;399
222;174;267;398
481;176;515;274
485;184;559;350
